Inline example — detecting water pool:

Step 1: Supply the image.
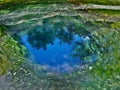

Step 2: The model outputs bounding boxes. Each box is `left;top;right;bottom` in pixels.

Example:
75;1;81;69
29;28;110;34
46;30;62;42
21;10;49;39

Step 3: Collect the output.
15;19;91;73
0;2;120;90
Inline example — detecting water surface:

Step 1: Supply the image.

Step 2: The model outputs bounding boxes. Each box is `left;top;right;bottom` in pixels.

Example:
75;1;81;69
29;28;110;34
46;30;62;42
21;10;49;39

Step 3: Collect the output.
18;23;89;73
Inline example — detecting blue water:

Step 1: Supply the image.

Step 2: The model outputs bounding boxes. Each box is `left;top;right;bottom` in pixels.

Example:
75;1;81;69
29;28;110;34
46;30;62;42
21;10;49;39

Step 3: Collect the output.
19;25;89;73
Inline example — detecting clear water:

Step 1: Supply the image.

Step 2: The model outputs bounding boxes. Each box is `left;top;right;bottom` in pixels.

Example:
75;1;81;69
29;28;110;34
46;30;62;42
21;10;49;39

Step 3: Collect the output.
19;25;88;73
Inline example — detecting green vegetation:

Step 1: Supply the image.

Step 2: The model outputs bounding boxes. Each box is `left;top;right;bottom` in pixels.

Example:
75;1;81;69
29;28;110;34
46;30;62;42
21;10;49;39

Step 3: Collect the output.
0;0;67;8
0;1;120;89
90;28;120;78
111;21;120;29
69;0;120;5
71;27;120;89
0;25;26;76
1;0;120;5
5;17;119;89
0;19;120;90
0;0;67;5
87;9;120;16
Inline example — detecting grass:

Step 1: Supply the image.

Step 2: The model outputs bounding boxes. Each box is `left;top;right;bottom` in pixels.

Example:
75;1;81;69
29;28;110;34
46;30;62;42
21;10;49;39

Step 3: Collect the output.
1;0;120;14
0;0;68;12
1;0;120;5
1;0;120;9
87;9;120;16
0;0;67;5
69;0;120;5
111;21;120;29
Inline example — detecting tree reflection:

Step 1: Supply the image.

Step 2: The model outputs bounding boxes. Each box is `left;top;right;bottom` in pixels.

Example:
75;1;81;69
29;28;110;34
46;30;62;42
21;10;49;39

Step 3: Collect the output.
72;35;95;65
27;19;75;49
27;28;55;49
56;27;74;44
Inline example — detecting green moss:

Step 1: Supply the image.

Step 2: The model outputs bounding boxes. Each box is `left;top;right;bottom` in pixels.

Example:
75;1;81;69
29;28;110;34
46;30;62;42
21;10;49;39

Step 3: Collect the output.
111;21;120;29
1;0;120;11
89;28;120;79
0;25;27;76
88;9;120;16
70;0;120;5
